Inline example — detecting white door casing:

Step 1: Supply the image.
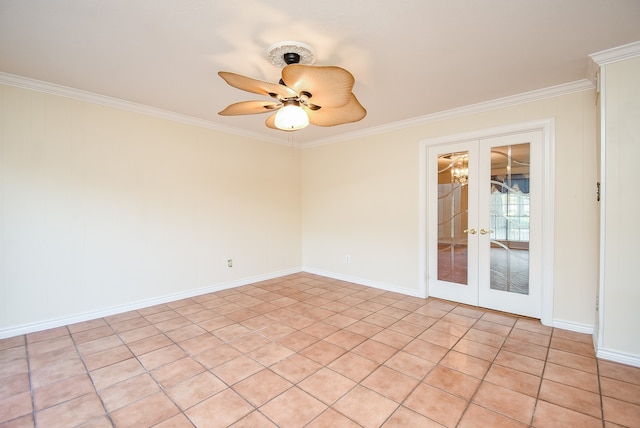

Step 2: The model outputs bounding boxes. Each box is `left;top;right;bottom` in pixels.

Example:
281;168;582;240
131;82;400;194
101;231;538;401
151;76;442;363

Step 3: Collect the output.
418;119;554;325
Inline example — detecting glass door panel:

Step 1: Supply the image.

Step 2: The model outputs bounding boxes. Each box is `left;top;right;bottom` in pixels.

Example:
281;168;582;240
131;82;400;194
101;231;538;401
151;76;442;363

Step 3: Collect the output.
489;143;530;294
437;151;469;285
428;141;478;306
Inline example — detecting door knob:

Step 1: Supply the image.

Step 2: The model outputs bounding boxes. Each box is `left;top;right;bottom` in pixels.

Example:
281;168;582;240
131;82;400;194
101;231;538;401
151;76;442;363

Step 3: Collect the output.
464;228;477;235
480;228;494;235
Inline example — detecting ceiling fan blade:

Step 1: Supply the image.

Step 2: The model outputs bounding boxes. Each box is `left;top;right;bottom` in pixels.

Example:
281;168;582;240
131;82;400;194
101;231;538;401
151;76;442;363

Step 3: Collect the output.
265;112;296;132
306;93;366;126
218;100;281;116
218;71;298;99
281;64;355;108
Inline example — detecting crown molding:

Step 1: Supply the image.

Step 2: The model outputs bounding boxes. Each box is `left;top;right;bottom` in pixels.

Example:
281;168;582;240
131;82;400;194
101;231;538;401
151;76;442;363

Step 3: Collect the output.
589;40;640;66
302;79;594;148
1;72;594;149
0;72;290;146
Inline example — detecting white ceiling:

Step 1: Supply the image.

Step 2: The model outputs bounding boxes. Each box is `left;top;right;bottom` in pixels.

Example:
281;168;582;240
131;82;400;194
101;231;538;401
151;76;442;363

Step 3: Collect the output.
1;0;639;145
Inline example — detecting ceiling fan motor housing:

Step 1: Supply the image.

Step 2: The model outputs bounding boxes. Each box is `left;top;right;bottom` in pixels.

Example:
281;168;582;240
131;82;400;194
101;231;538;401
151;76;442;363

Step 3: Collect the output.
283;52;301;65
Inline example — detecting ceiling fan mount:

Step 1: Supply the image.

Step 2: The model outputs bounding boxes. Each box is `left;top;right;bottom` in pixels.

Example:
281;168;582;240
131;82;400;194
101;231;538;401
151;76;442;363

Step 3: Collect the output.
266;41;315;67
218;41;366;132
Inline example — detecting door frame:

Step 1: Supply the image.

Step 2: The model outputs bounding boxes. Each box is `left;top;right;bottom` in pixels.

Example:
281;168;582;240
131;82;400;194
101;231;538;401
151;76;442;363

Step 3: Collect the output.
418;119;555;326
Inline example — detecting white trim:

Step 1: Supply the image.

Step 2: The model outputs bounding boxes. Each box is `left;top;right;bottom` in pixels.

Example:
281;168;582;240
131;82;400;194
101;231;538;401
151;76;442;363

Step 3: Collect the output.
552;319;594;335
596;66;607;352
303;267;422;298
418;119;555;326
0;71;593;149
0;72;289;146
303;80;592;148
597;348;640;369
589;40;640;66
0;268;301;339
541;119;556;326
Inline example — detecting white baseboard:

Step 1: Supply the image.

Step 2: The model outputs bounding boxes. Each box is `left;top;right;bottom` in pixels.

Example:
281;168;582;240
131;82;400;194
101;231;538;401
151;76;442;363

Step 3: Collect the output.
302;267;421;297
552;319;594;334
597;348;640;368
0;267;302;340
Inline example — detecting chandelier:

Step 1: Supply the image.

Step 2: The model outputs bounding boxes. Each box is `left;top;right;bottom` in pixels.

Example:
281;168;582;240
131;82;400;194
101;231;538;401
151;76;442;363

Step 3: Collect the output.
451;155;469;185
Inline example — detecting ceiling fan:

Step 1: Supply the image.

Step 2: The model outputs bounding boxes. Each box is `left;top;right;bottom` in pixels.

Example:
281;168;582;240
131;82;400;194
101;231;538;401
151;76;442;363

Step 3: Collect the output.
218;41;366;131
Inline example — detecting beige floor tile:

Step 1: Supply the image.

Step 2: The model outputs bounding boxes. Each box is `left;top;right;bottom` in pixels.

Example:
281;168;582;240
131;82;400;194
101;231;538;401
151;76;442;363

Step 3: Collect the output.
600;376;640;405
361;365;419;403
501;336;549;360
458;403;528;427
211;355;263;385
98;373;160;412
403;338;449;363
543;362;599;393
110;391;180;427
3;274;638;427
484;363;541;397
452;338;500;361
30;357;87;389
333;385;399;428
299;367;356;405
33;373;95;410
352;339;397;364
230;410;279;427
187;389;254;428
382;406;446;427
324;329;367;350
404;383;467;427
177;333;222;355
35;393;104;428
233;368;292;407
83;345;134;371
599;359;640;385
602;396;640;427
439;350;491;379
0;391;32;424
306;408;361;428
90;358;146;390
472;382;536;424
327;351;380;382
166;371;226;410
533;400;603;428
423;365;481;400
383;350;436;380
539;379;602;418
247;341;295;367
0;373;29;400
260;387;327;427
137;344;187;371
494;349;545;376
272;354;323;383
151;356;205;388
193;343;241;369
300;340;346;365
547;348;598;374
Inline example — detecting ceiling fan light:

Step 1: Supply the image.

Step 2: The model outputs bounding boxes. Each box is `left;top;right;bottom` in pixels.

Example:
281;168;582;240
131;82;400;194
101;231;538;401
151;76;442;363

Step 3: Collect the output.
274;103;309;130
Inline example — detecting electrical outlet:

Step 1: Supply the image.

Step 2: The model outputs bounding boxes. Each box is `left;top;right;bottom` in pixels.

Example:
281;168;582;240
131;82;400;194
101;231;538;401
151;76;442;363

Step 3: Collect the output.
345;254;351;263
227;259;233;268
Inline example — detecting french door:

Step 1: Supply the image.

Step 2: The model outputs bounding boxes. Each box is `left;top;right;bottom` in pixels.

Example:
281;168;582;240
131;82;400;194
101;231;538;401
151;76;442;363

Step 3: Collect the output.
427;130;542;318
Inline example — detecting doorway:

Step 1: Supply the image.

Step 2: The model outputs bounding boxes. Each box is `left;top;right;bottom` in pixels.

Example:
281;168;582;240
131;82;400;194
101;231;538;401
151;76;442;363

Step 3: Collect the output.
419;120;554;323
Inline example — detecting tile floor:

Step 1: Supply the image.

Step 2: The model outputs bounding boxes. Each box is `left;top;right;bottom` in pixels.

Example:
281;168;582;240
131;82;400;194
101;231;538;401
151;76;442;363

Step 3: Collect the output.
1;273;640;427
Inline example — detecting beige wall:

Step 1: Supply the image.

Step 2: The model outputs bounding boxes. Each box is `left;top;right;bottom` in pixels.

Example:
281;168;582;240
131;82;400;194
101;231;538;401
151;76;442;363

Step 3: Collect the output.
302;90;599;327
0;84;302;333
0;82;601;336
600;56;640;357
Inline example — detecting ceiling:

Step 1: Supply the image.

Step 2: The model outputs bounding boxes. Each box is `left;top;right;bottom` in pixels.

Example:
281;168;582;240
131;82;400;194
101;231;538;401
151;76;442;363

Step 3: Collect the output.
1;1;639;145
